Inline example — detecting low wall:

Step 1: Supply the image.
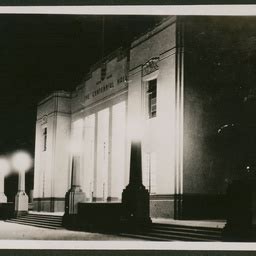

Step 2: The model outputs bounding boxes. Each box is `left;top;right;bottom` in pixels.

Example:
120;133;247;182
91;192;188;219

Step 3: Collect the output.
76;202;123;231
0;203;15;220
181;194;227;220
150;195;174;219
33;198;65;212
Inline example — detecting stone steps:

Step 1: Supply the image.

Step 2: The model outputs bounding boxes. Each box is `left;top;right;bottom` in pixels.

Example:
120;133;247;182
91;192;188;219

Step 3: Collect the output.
6;213;63;229
120;223;222;241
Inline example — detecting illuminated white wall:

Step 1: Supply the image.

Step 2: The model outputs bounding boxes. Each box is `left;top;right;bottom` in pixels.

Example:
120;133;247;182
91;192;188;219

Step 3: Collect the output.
142;152;157;194
110;101;126;199
96;108;109;200
71;119;84;155
33;122;44;199
83;114;95;200
69;118;84;188
53;114;71;198
128;17;179;202
34;91;71;212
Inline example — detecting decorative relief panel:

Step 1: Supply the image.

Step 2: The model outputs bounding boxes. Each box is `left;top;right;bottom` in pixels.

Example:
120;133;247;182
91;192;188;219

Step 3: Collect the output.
142;57;160;77
41;115;48;125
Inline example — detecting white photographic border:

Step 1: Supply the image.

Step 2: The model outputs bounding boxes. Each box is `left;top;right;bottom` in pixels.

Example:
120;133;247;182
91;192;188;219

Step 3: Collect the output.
0;4;255;250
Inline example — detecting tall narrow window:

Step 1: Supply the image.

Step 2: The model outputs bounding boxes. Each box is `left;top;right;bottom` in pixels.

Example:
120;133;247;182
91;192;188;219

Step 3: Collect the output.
43;127;47;151
148;79;157;118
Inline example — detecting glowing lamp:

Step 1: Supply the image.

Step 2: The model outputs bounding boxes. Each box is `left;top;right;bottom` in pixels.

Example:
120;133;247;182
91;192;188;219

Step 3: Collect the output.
12;151;32;215
0;156;11;203
129;120;143;143
11;150;33;173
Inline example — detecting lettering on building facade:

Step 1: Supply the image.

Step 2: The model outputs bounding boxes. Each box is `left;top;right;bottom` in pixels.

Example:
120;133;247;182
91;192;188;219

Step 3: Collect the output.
83;75;126;102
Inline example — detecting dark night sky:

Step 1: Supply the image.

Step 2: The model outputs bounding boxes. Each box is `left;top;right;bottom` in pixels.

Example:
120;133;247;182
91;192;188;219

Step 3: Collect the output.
0;14;164;154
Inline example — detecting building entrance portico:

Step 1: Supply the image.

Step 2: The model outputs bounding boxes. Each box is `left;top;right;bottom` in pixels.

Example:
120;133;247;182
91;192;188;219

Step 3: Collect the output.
33;17;185;220
79;100;127;203
33;16;244;223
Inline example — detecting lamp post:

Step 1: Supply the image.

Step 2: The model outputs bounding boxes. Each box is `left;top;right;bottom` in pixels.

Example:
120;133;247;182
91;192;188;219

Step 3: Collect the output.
122;139;151;226
0;157;11;203
11;150;32;217
63;135;86;227
64;154;86;214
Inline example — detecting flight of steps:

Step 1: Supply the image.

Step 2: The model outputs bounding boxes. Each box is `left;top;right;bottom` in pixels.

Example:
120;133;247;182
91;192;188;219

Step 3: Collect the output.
6;213;63;229
120;222;223;241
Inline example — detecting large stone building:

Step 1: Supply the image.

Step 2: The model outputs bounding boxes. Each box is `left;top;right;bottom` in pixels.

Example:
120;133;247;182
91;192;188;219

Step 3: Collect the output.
33;16;256;220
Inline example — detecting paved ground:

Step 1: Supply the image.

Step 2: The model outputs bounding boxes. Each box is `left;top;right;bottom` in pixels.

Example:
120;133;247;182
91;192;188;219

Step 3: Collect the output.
0;221;139;240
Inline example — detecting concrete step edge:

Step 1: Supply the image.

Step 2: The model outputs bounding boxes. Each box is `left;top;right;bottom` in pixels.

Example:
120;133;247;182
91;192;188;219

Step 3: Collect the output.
11;217;62;223
151;225;222;233
15;217;63;223
27;215;63;219
140;230;221;239
152;223;223;231
6;220;62;228
6;220;62;230
119;233;170;241
135;231;220;241
144;228;221;237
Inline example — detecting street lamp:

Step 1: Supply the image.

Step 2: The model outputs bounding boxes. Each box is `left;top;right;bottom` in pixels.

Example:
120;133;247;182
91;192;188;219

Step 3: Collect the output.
11;150;33;216
63;126;86;228
121;119;151;225
0;157;11;203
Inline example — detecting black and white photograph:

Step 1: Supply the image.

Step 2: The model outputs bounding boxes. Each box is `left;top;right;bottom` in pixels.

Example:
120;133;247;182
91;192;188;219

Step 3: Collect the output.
0;7;256;246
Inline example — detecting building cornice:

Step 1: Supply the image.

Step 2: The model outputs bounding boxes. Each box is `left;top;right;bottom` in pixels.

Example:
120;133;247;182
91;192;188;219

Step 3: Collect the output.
131;16;176;50
38;91;71;106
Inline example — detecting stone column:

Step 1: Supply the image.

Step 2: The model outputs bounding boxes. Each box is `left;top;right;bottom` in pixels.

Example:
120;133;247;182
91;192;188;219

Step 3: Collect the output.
64;155;86;215
122;140;151;225
15;171;28;216
71;155;81;191
0;172;7;203
18;171;25;192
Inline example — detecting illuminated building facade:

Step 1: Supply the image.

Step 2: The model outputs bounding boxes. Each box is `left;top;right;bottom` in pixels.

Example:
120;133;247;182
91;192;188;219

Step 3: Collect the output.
33;16;255;219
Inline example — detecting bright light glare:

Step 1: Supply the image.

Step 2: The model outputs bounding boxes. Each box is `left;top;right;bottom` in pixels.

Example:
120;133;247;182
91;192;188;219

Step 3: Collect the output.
71;119;83;154
0;157;11;175
128;120;143;142
11;151;33;173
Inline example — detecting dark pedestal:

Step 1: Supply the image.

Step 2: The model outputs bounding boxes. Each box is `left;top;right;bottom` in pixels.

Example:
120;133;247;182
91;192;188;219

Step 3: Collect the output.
0;203;15;220
62;213;78;229
122;184;151;227
121;140;151;228
222;179;256;241
62;187;86;229
77;202;123;232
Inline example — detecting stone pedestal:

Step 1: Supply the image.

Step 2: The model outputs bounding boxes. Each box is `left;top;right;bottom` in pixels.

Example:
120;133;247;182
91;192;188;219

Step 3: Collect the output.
65;187;86;215
122;141;151;226
0;193;7;203
15;191;28;216
223;178;256;241
63;156;86;228
0;173;7;203
15;172;28;216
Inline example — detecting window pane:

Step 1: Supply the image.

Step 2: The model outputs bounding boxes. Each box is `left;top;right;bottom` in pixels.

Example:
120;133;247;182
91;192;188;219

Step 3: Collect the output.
43;127;47;151
148;79;157;119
